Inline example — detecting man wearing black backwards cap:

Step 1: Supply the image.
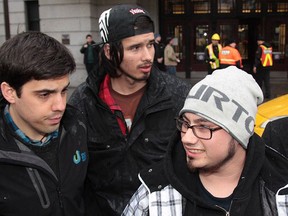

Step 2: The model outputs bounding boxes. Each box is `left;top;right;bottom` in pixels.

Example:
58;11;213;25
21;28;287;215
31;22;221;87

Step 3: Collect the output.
123;66;288;216
69;4;192;215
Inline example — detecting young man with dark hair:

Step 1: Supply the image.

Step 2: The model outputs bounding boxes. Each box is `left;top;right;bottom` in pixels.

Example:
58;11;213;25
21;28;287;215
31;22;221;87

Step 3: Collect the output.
0;32;88;216
69;4;192;215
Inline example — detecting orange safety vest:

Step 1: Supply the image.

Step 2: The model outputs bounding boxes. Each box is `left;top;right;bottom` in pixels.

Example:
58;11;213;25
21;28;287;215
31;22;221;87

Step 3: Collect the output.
206;44;222;69
260;45;273;67
219;46;243;67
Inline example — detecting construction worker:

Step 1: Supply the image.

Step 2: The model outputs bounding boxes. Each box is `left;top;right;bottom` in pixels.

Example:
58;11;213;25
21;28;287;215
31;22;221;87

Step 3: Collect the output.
219;39;243;69
253;36;273;99
204;33;222;74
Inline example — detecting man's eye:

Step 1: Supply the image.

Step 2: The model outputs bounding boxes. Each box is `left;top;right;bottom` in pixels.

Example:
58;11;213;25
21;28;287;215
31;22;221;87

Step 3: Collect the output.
183;122;190;128
147;42;154;48
131;46;140;51
196;126;209;131
39;93;49;98
61;88;68;95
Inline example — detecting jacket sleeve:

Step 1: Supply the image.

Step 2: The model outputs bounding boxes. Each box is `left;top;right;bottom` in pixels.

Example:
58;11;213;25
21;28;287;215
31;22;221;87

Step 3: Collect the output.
204;47;210;62
80;44;87;53
121;183;149;216
254;46;262;68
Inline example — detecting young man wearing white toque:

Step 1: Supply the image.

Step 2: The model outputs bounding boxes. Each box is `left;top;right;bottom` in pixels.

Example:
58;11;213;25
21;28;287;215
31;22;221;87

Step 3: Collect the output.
123;66;288;216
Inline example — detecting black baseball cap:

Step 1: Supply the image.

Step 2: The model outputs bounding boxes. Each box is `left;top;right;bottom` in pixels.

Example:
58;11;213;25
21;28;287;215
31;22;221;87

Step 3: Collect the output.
99;4;154;43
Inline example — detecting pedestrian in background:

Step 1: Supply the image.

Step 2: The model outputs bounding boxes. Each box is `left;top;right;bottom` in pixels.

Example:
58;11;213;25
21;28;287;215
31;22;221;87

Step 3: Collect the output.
204;33;222;74
123;66;288;215
154;33;166;71
164;36;180;76
219;39;243;69
253;36;273;99
80;34;100;75
69;4;192;216
0;32;88;216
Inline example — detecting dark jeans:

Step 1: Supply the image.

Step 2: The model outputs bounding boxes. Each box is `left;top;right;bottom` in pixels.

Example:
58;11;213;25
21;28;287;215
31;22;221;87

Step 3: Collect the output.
85;63;95;76
166;66;177;76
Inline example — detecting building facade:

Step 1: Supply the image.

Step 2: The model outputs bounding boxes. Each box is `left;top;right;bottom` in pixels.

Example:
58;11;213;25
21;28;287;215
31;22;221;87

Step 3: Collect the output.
160;0;288;77
0;0;287;83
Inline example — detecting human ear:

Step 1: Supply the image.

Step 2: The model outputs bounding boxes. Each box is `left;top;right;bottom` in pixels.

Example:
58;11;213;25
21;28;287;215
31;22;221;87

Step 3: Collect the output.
103;44;111;60
1;82;16;103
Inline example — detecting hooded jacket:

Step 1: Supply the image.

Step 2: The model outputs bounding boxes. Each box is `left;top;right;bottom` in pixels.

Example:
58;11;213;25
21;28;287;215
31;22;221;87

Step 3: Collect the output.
68;66;192;215
123;131;288;216
0;103;88;216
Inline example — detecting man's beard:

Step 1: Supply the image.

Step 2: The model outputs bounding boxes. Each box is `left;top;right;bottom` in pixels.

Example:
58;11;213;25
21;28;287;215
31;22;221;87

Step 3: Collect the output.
118;64;152;82
187;139;237;173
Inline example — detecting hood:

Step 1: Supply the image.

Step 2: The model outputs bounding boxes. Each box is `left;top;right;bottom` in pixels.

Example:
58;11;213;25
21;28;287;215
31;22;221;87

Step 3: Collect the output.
164;132;266;207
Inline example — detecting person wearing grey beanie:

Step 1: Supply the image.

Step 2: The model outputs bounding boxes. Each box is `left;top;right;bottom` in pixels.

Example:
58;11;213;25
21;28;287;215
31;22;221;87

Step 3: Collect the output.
123;66;288;216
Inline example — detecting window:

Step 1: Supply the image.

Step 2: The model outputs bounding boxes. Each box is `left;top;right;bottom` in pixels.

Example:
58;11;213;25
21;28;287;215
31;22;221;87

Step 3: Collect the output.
194;25;209;61
242;0;261;13
25;0;40;31
218;0;236;13
268;1;288;13
238;25;248;59
164;0;185;14
190;0;211;14
219;24;233;45
272;24;286;61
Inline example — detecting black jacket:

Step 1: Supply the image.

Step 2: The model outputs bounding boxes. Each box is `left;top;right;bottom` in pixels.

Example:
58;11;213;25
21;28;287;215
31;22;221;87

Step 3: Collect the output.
262;117;288;159
80;41;100;65
154;42;166;71
68;66;192;215
0;104;88;216
139;131;288;215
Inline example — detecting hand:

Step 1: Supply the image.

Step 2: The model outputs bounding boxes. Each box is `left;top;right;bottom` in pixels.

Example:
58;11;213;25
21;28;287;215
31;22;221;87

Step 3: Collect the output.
253;66;257;73
84;44;88;48
176;59;180;63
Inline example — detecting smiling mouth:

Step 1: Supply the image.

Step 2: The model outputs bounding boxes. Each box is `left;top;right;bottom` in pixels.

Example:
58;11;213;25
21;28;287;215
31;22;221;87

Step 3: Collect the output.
188;149;204;153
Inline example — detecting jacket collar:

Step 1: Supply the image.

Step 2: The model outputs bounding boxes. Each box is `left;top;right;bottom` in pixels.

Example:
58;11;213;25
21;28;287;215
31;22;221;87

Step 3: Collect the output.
86;65;172;106
164;132;266;203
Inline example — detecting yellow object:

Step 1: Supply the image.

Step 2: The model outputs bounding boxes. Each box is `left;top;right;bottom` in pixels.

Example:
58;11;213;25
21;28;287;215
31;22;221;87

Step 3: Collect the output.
211;33;220;41
254;94;288;136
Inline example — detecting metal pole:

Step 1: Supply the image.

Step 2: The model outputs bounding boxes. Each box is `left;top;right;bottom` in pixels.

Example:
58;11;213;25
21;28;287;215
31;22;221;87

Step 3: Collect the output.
3;0;11;40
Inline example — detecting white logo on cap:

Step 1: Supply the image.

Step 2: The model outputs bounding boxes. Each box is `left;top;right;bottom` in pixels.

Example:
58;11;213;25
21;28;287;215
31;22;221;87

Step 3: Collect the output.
99;8;111;43
129;8;145;15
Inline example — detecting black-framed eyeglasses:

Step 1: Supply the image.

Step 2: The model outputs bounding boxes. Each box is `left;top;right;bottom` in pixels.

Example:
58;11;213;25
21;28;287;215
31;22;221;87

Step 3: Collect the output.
175;117;222;140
